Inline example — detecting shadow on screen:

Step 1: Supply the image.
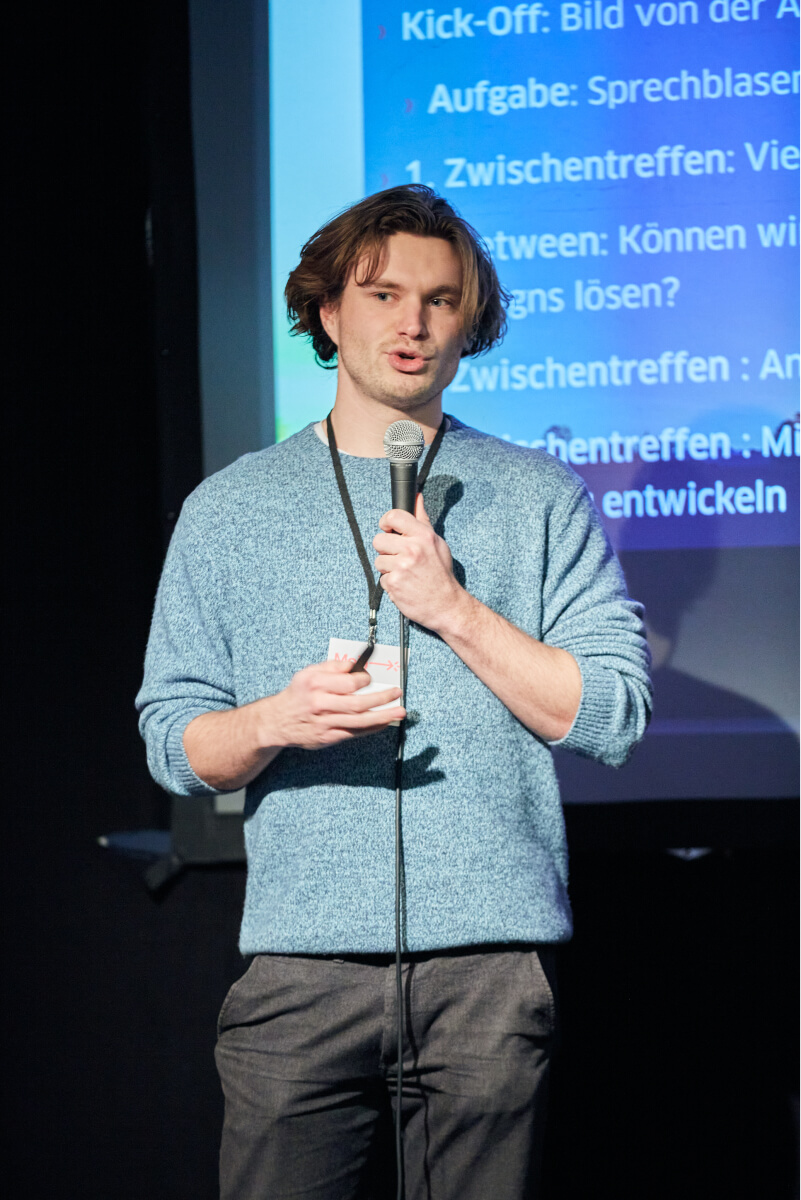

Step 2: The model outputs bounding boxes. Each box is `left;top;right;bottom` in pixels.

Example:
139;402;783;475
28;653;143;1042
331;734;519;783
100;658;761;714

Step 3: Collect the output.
555;474;798;804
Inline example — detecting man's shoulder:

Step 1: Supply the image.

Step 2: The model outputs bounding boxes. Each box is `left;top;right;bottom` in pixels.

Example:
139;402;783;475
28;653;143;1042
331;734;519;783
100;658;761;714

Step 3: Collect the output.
447;418;587;500
180;425;319;523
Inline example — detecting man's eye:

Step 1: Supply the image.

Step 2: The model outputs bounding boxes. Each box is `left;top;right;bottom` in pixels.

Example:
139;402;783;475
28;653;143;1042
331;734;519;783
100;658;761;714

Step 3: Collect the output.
431;297;450;307
374;292;391;301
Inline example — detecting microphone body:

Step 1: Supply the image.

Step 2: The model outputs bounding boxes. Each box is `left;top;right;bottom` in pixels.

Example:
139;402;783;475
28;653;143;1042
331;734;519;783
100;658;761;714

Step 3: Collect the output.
384;420;426;514
390;461;418;514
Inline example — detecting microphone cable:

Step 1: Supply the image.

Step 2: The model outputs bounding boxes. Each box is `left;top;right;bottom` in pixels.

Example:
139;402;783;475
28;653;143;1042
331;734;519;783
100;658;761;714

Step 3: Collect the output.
394;606;407;1200
326;411;448;1198
384;417;447;1200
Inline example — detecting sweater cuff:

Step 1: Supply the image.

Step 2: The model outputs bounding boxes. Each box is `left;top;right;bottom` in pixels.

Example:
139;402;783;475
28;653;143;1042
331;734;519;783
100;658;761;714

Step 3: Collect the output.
166;711;221;796
549;656;619;758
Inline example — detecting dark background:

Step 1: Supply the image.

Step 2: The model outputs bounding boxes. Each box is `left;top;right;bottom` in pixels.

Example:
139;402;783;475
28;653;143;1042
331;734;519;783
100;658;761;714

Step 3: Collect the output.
6;3;797;1197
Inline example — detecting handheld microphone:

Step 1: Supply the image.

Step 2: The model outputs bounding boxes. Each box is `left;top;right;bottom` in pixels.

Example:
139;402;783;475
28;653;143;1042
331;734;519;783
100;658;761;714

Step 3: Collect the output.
383;420;425;514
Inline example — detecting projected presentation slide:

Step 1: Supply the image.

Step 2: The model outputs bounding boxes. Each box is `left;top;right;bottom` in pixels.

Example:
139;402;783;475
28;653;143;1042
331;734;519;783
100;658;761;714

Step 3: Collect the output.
266;0;798;803
362;1;798;552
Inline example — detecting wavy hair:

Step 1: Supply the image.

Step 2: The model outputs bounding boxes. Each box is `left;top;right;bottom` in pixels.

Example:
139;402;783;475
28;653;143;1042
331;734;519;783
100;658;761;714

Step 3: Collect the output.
284;185;509;368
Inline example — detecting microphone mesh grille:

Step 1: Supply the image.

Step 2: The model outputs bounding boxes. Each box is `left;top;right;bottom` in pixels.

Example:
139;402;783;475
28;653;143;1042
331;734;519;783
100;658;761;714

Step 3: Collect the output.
384;420;425;463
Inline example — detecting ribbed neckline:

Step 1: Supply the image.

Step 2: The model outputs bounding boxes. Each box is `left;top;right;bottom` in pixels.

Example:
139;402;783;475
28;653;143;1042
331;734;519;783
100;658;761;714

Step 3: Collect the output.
309;416;455;460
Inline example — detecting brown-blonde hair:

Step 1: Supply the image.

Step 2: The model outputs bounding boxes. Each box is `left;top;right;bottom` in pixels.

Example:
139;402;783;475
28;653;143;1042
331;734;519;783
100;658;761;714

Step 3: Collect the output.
284;185;509;368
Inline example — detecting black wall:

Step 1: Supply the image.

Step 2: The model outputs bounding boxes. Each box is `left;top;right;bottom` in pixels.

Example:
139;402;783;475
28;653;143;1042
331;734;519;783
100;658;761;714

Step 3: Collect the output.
8;5;244;1196
6;4;797;1197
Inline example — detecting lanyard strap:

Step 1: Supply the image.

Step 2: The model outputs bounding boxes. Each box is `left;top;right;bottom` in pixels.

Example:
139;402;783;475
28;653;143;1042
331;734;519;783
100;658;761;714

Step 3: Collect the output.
326;411;448;651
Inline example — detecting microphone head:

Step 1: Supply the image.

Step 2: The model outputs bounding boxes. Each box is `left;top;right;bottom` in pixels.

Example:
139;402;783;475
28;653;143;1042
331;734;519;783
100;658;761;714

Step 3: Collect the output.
384;420;425;464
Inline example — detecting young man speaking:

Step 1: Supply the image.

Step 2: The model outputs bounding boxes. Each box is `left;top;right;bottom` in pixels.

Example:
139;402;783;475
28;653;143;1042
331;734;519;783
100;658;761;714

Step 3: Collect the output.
137;186;651;1199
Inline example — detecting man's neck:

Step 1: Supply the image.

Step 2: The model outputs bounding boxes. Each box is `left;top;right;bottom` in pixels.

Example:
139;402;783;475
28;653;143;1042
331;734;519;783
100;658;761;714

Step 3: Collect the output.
328;393;443;457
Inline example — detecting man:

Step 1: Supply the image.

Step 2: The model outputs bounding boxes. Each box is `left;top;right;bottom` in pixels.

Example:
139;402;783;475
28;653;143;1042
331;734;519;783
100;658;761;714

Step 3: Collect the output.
137;185;651;1199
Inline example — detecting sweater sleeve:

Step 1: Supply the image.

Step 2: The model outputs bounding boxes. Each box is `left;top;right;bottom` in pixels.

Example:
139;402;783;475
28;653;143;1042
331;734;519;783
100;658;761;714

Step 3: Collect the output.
135;498;236;795
540;481;652;767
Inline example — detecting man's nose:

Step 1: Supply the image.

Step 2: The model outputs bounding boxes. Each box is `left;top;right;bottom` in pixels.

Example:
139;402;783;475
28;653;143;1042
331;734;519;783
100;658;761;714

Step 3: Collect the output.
396;298;427;340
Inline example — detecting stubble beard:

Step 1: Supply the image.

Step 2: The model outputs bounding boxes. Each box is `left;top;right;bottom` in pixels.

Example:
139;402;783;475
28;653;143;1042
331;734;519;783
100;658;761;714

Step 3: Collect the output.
337;338;458;413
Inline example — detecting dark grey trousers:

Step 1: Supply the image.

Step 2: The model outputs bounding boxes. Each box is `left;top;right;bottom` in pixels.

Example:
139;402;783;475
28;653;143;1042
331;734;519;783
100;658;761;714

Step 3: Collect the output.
215;945;558;1200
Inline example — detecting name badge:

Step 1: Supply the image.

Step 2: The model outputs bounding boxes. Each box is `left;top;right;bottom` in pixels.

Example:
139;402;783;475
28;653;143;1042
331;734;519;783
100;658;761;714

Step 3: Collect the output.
327;637;407;719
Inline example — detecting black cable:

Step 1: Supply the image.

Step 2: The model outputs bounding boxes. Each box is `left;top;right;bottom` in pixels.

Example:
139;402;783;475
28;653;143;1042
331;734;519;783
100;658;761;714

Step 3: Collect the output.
395;607;407;1200
389;422;447;1199
324;411;450;1197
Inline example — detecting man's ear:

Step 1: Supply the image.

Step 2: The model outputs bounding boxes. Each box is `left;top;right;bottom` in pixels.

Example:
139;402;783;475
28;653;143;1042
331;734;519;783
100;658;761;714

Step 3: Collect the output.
319;300;339;347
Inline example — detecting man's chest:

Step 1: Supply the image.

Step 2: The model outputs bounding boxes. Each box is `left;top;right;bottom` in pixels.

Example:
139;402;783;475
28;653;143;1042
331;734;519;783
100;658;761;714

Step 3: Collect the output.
220;474;547;701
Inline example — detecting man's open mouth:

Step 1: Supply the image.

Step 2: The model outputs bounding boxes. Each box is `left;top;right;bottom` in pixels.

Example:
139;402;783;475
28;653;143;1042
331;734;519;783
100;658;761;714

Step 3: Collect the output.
388;350;428;372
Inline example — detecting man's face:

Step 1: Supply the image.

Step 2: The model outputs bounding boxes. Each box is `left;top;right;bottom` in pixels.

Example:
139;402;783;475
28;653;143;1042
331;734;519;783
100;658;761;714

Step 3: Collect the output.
320;232;467;412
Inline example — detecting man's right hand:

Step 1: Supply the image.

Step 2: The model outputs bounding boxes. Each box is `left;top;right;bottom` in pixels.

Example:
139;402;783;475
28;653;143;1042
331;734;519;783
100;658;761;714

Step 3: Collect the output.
182;658;405;792
268;658;405;750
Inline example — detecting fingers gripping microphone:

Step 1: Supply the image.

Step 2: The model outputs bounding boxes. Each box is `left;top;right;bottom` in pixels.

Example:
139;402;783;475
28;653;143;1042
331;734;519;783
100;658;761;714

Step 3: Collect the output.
384;420;425;514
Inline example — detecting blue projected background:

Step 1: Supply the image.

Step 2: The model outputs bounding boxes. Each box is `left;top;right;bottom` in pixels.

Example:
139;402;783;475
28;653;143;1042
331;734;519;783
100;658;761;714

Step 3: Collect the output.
261;0;798;801
361;0;799;552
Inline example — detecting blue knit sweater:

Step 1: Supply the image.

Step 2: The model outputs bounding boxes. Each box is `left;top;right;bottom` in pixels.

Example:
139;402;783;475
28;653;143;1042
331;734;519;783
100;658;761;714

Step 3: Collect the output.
137;420;651;953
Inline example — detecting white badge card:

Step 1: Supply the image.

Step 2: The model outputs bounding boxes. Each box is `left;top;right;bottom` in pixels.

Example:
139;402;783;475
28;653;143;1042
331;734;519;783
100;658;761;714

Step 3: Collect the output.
327;638;407;720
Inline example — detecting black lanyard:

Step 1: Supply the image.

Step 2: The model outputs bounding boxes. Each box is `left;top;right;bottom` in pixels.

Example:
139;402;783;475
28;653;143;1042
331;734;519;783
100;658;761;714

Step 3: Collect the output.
326;411;448;671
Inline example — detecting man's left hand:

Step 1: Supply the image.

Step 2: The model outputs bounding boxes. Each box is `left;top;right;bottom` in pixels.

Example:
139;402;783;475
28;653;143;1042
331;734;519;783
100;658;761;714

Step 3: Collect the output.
375;495;583;741
373;494;463;633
